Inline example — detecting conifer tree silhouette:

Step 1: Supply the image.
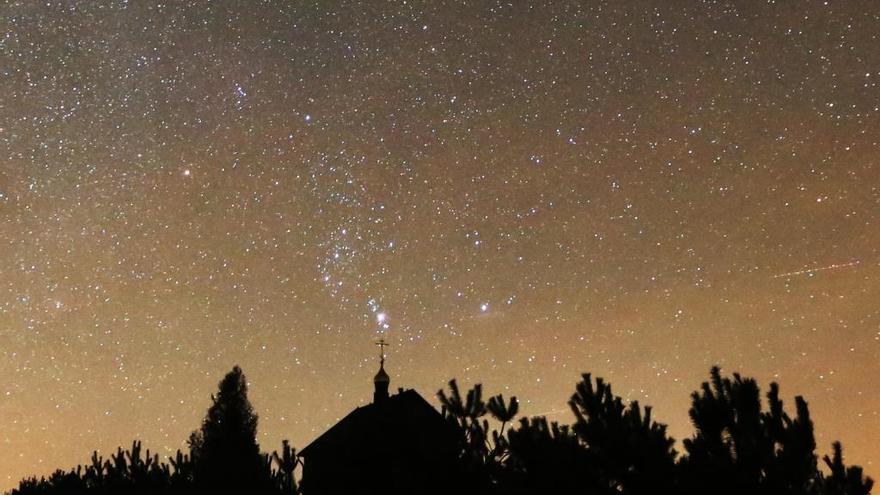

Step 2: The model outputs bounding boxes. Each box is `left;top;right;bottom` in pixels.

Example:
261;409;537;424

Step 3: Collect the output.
8;365;872;495
487;394;519;433
817;442;874;495
506;416;594;494
679;366;874;495
487;394;518;460
569;373;677;495
762;382;818;494
438;380;490;460
438;380;521;494
9;366;304;495
190;365;270;494
11;439;195;495
438;380;492;491
681;367;766;495
271;439;300;494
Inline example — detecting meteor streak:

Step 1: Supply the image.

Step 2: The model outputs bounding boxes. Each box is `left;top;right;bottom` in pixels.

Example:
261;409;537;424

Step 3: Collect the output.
772;260;861;279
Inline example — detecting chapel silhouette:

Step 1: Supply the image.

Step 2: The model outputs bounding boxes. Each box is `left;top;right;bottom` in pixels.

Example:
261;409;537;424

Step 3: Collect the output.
298;341;460;495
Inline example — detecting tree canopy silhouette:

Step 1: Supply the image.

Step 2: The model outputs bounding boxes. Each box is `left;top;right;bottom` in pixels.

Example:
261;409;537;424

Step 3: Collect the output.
569;373;677;495
677;367;873;495
10;365;299;495
10;365;872;495
189;365;268;493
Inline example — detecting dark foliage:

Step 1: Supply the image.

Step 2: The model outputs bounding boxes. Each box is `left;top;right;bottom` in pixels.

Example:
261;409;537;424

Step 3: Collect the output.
437;380;498;491
11;441;190;495
569;373;677;495
12;366;872;495
190;365;269;493
679;366;833;495
438;368;870;495
817;442;874;495
505;416;591;493
11;366;298;495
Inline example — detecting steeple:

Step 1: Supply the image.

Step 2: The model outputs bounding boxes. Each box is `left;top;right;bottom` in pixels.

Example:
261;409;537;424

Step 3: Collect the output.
373;339;390;403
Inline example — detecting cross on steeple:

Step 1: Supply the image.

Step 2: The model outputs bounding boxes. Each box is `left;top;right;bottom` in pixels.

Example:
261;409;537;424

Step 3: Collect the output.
375;338;390;366
373;339;391;403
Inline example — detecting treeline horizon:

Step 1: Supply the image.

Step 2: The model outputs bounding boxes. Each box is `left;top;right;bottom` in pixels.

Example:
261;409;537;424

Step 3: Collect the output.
9;365;874;495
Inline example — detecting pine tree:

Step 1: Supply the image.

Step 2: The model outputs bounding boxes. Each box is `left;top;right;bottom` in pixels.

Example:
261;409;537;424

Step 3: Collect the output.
817;442;874;495
506;416;592;494
569;373;677;495
271;439;299;494
191;365;270;494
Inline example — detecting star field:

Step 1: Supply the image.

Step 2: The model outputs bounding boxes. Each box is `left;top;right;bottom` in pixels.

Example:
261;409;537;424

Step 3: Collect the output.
1;0;878;489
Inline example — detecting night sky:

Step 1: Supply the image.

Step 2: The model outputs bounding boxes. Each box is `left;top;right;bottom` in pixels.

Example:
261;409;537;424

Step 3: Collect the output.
1;0;878;489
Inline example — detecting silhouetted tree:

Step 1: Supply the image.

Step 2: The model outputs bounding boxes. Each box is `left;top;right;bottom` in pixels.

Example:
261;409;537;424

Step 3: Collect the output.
9;365;872;495
681;367;768;494
816;442;874;495
166;449;195;492
11;440;192;495
487;394;519;429
487;393;519;460
271;439;299;495
505;416;594;494
10;366;302;495
763;382;819;494
569;373;677;495
190;365;270;494
679;366;874;495
437;380;522;494
438;380;493;491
